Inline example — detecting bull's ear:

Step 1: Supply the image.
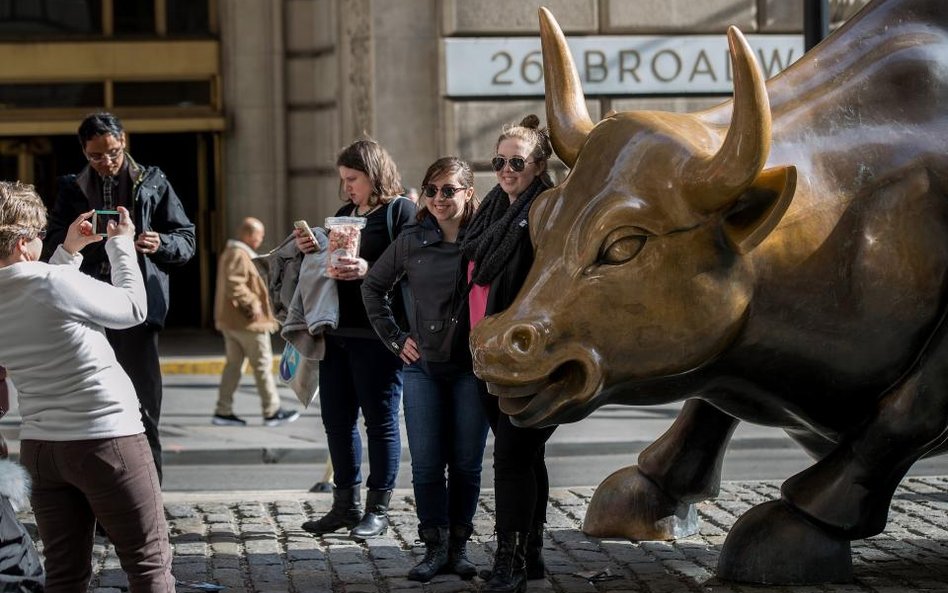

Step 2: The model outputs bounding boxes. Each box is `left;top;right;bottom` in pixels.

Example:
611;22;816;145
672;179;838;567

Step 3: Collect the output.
721;165;796;254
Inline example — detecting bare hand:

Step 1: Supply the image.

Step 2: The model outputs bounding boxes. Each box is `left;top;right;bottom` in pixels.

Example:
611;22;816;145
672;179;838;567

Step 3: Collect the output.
399;336;421;365
107;206;136;240
134;229;160;252
62;210;103;255
293;227;318;254
329;256;368;281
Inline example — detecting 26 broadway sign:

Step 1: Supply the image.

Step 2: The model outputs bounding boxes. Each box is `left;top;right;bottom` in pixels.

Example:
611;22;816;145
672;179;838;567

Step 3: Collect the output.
444;35;803;97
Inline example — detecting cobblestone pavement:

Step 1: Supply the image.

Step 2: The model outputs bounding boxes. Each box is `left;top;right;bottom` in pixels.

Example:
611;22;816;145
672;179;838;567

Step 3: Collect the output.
30;477;948;593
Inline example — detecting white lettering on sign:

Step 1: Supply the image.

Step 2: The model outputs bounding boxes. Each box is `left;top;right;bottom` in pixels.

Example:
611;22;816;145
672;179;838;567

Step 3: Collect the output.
443;36;803;97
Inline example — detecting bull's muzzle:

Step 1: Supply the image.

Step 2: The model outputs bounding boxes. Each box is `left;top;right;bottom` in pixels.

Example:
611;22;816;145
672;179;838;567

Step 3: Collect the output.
472;316;549;381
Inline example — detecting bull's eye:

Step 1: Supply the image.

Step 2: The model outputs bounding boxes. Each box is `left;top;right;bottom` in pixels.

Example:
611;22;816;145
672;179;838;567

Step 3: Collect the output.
598;227;647;265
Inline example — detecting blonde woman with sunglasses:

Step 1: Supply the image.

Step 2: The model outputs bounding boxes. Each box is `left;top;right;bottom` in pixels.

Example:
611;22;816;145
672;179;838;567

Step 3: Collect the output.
460;115;558;593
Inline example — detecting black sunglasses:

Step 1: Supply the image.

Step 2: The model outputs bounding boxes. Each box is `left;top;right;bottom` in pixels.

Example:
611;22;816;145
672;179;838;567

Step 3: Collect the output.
491;156;534;172
37;228;47;240
422;184;467;199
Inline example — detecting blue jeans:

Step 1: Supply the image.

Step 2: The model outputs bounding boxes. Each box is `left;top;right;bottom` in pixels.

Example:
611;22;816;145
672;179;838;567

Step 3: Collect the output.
403;365;489;528
319;335;403;491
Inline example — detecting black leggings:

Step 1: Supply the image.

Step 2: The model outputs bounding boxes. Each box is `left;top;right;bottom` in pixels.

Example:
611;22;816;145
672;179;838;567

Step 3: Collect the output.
479;380;557;532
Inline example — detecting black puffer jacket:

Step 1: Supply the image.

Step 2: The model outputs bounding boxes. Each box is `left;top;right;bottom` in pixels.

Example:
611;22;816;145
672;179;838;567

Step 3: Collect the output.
362;216;469;365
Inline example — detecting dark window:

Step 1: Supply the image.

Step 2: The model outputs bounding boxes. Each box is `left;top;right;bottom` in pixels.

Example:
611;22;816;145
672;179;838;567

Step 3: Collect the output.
113;0;154;36
113;80;211;107
0;0;102;37
167;0;210;35
0;83;104;108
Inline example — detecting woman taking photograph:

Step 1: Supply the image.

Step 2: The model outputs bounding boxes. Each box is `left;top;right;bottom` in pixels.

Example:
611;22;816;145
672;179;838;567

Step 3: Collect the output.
461;115;558;593
363;157;489;581
299;138;416;540
0;181;174;592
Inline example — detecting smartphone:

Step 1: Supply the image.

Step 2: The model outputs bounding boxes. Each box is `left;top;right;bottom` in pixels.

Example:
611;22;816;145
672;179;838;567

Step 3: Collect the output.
293;220;318;244
92;209;120;237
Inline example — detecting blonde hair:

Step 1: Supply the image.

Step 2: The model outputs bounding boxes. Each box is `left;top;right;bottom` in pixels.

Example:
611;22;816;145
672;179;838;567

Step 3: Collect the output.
495;114;554;186
0;181;46;259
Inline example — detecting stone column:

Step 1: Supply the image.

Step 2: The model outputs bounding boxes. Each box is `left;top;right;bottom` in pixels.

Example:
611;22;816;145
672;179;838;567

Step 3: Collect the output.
218;0;287;245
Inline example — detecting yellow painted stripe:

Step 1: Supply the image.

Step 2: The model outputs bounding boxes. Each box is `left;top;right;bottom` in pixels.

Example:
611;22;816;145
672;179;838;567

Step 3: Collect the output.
160;356;281;376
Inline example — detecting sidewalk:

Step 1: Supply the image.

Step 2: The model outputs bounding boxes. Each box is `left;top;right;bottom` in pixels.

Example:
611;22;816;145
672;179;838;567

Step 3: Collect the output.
51;477;948;592
9;330;948;592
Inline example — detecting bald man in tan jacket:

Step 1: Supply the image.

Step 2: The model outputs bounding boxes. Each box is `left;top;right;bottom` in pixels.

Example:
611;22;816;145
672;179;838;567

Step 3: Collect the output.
212;217;299;427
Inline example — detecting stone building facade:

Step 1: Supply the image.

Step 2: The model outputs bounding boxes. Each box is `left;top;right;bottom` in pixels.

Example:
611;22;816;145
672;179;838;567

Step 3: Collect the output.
0;0;869;327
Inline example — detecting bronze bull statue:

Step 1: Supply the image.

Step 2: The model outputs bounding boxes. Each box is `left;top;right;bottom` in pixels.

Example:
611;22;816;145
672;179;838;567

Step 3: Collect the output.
470;0;948;584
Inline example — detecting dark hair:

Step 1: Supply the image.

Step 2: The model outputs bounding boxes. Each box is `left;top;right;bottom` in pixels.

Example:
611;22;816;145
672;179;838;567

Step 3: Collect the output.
336;138;404;207
78;112;124;147
496;114;555;187
416;156;477;227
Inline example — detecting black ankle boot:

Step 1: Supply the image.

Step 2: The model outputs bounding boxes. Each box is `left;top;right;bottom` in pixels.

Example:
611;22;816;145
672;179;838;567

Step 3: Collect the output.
448;524;477;579
525;522;546;579
302;486;362;535
350;489;392;540
407;526;449;582
483;531;527;593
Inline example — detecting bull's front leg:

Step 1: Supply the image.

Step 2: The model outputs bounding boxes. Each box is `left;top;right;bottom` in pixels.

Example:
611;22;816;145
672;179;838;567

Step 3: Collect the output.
719;319;948;584
583;398;739;540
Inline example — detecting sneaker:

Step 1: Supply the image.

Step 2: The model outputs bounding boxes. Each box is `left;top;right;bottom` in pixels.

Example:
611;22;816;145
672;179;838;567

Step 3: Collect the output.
212;414;247;427
264;408;300;427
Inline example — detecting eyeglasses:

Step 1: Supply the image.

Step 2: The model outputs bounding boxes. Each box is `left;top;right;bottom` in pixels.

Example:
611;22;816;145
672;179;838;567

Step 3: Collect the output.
85;147;123;164
422;184;468;199
36;228;47;240
491;156;535;172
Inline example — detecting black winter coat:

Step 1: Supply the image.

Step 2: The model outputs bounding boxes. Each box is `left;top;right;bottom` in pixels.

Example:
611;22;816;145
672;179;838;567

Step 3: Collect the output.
362;216;470;367
45;160;196;328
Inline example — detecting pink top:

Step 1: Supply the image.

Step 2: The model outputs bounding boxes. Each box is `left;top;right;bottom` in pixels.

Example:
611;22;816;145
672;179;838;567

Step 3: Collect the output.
468;261;490;328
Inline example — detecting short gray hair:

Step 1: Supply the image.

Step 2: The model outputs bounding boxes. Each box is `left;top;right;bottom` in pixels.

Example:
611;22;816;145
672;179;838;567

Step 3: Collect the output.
0;181;46;259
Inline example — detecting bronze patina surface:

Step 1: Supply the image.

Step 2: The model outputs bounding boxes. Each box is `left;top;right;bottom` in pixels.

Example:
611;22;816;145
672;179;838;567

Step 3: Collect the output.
470;0;948;584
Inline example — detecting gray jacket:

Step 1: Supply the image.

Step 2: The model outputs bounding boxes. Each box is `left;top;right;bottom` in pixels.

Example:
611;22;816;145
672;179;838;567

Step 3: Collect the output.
254;229;338;359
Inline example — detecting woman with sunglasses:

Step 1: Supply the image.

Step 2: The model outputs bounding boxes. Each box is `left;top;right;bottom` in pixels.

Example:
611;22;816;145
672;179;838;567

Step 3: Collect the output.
0;181;174;592
363;157;489;582
461;115;558;593
296;138;416;540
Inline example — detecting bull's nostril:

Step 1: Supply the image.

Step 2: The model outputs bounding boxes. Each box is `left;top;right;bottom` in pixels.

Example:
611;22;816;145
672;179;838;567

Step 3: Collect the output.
509;325;536;354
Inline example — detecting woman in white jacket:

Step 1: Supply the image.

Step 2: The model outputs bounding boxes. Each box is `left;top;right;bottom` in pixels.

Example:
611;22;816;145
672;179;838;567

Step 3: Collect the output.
0;181;174;593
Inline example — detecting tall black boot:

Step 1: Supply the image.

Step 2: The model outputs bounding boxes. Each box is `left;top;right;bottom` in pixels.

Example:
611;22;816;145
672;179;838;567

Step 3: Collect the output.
407;526;449;582
525;522;546;579
302;486;362;535
448;524;477;579
483;531;527;593
350;489;392;540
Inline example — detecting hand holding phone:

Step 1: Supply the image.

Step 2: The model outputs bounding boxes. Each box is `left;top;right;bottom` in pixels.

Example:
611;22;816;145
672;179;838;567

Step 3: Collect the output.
92;209;120;237
293;220;319;253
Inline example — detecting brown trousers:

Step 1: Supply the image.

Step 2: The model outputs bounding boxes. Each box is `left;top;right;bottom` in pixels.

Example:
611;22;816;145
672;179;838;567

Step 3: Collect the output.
20;434;174;593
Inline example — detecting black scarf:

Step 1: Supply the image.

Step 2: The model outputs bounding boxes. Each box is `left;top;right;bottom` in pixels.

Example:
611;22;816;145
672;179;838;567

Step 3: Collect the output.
461;176;550;286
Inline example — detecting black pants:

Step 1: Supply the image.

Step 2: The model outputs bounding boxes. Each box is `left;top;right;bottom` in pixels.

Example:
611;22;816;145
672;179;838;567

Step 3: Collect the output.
478;380;556;532
107;323;164;483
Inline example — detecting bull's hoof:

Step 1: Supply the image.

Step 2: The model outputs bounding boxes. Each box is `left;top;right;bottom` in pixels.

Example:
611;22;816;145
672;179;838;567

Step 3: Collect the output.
582;465;698;540
718;500;852;584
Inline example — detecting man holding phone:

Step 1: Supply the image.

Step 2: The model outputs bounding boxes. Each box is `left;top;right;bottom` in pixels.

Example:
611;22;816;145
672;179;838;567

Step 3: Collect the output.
44;112;196;483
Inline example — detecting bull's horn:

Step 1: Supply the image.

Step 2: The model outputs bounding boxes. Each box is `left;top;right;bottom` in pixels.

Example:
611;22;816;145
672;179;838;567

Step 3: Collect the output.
540;7;594;168
686;26;772;211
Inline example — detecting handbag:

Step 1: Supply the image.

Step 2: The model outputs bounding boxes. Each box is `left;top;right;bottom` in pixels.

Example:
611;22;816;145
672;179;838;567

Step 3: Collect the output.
278;342;320;408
